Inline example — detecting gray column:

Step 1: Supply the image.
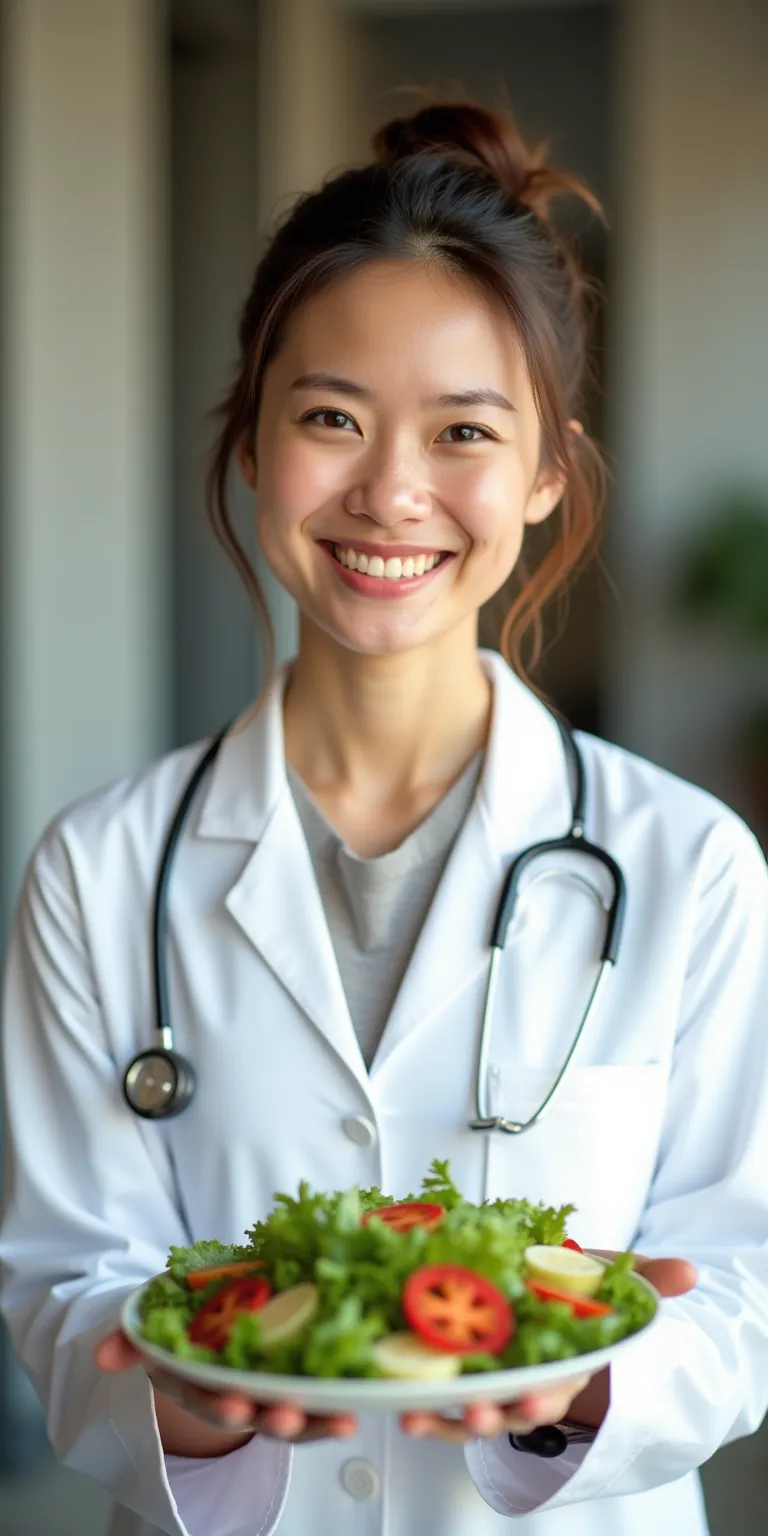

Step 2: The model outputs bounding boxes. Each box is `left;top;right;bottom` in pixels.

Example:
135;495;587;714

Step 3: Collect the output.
0;0;171;925
0;0;170;1466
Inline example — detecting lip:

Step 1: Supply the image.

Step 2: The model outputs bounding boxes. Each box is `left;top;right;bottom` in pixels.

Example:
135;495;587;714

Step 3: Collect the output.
319;541;455;599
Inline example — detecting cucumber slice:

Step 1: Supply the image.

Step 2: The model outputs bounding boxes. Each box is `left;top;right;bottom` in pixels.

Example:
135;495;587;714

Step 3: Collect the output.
523;1245;606;1297
257;1283;319;1349
372;1332;462;1380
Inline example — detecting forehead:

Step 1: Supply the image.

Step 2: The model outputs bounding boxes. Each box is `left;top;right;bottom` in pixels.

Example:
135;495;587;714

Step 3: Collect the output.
270;258;528;396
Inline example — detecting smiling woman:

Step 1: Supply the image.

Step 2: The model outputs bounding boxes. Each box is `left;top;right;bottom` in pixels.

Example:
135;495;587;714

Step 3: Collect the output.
3;93;768;1536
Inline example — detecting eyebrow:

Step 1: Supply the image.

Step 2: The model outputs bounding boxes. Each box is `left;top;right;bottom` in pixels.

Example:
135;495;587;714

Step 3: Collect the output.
289;373;516;412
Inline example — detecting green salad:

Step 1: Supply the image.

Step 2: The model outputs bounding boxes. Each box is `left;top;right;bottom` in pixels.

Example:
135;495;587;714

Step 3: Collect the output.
138;1160;655;1380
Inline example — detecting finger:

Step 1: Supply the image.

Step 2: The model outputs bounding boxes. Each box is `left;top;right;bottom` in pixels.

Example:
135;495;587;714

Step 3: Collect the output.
462;1402;506;1437
270;1412;359;1443
94;1331;142;1372
513;1381;589;1426
145;1371;258;1428
257;1402;308;1437
634;1257;697;1297
401;1411;470;1445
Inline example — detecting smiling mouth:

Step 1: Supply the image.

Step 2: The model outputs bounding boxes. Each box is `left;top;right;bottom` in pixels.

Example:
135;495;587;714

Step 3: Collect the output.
330;544;449;581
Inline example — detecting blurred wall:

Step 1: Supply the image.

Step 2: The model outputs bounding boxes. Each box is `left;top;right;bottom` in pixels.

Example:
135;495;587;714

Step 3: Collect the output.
609;0;768;813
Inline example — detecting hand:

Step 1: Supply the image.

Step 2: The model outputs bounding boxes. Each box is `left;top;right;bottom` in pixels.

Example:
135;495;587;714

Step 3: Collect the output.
400;1248;698;1444
94;1330;358;1445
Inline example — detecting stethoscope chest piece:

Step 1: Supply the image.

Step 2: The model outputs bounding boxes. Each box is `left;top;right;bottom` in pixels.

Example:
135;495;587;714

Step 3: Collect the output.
122;1047;196;1119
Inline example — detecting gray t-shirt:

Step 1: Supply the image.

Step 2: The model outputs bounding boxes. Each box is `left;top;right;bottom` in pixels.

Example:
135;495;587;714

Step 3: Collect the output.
288;756;484;1068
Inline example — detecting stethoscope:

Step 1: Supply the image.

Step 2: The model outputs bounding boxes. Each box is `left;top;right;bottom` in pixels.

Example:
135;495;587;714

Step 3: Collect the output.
123;717;626;1125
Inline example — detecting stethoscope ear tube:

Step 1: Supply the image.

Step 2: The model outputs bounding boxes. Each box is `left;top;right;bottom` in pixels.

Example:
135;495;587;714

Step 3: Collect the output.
491;834;626;963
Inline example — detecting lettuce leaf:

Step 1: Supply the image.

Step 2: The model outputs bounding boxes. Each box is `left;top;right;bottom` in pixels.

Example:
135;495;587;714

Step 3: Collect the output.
167;1240;255;1283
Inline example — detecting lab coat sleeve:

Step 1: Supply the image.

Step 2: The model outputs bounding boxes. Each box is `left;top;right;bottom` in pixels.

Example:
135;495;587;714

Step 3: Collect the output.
465;814;768;1516
0;827;291;1536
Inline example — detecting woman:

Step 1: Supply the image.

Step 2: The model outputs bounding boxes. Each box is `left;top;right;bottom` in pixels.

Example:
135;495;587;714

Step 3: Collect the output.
1;103;767;1536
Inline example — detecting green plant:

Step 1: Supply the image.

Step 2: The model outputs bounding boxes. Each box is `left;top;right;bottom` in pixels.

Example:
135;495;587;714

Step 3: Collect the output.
678;488;768;644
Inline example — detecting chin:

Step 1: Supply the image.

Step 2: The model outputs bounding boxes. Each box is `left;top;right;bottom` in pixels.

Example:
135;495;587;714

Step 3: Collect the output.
322;616;434;660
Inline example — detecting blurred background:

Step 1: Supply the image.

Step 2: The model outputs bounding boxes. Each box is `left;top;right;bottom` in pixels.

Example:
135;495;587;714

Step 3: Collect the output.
0;0;766;1531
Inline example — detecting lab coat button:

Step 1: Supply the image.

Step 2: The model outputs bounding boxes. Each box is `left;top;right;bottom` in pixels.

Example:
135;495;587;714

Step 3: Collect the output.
340;1458;380;1501
341;1115;377;1147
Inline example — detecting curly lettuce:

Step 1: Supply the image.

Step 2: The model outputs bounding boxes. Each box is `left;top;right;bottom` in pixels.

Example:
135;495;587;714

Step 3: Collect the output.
138;1159;656;1378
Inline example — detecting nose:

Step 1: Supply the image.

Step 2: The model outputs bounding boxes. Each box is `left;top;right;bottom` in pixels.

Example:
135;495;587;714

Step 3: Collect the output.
345;441;432;527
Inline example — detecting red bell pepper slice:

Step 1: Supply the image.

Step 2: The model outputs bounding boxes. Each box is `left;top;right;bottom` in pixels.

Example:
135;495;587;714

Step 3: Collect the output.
403;1264;514;1354
186;1259;266;1292
526;1279;613;1319
362;1201;444;1234
189;1275;272;1350
562;1238;583;1254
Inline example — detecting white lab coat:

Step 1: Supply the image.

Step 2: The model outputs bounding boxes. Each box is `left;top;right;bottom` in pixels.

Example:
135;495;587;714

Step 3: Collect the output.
2;650;768;1536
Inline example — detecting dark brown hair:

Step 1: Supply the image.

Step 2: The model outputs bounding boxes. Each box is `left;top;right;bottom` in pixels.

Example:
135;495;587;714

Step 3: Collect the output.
207;101;607;687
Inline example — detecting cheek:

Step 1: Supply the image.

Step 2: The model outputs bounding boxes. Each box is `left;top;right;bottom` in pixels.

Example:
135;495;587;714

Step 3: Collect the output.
447;459;527;554
257;435;351;532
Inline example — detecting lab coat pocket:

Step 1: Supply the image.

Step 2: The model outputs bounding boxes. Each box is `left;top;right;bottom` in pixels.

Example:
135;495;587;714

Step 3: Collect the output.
483;1063;669;1249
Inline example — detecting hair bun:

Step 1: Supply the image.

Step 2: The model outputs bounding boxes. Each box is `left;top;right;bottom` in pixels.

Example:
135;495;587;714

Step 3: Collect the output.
372;101;601;225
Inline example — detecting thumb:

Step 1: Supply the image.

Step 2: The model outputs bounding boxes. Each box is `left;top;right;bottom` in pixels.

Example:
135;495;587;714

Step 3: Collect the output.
589;1248;698;1299
94;1329;142;1372
633;1256;697;1298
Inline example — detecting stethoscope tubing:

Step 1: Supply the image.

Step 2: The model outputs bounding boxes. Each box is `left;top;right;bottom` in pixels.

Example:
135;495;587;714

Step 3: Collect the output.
123;709;627;1132
151;727;229;1051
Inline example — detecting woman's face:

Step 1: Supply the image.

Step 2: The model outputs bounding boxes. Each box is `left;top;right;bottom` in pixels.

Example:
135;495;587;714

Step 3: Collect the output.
241;259;568;659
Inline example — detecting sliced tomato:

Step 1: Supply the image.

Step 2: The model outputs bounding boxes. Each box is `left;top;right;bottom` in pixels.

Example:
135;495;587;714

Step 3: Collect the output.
362;1201;444;1234
526;1279;613;1319
189;1275;272;1350
562;1238;583;1254
403;1264;513;1354
186;1259;265;1292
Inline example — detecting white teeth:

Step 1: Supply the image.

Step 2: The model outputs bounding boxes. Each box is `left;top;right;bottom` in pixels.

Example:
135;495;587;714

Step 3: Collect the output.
333;546;443;580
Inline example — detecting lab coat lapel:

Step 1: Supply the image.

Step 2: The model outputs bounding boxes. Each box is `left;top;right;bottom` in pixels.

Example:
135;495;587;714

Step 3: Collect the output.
195;668;369;1095
371;653;572;1080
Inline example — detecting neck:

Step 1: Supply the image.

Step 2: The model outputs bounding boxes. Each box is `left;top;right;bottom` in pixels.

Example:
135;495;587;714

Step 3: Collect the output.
283;618;492;797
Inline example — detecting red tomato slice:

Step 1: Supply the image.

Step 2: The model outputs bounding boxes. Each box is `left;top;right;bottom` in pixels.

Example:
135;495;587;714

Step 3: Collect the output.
189;1275;272;1350
403;1264;513;1354
562;1238;583;1254
187;1259;265;1292
362;1201;444;1234
526;1279;613;1319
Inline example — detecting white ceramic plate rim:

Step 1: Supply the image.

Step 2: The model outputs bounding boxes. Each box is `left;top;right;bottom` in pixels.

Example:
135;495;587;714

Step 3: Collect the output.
121;1261;659;1413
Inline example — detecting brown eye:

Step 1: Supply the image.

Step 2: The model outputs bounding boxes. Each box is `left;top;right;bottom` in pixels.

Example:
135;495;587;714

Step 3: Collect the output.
302;408;358;432
437;423;492;444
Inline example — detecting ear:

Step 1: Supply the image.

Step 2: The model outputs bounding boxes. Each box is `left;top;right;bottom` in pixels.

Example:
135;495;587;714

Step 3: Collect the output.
524;419;583;527
237;433;258;492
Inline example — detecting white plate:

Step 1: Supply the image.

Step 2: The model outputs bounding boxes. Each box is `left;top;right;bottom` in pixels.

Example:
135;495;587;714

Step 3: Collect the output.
121;1262;658;1414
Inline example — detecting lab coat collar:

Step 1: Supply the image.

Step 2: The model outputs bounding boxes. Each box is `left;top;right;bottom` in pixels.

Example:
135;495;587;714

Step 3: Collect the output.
195;650;571;850
194;650;572;1088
